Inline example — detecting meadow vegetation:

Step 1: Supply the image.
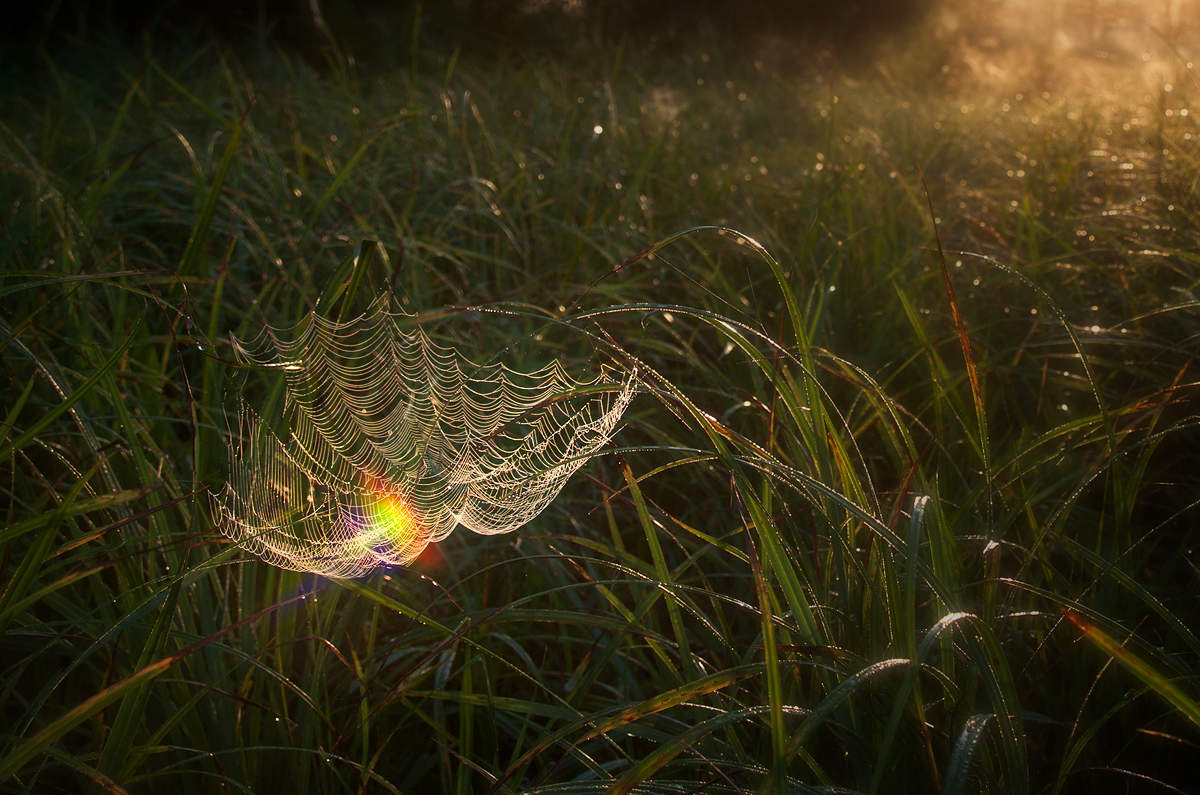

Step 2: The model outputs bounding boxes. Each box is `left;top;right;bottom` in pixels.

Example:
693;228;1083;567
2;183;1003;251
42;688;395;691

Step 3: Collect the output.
1;3;1199;792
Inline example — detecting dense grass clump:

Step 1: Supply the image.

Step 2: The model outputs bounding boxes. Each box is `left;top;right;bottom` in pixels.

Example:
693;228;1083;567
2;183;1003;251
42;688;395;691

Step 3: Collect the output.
2;7;1199;793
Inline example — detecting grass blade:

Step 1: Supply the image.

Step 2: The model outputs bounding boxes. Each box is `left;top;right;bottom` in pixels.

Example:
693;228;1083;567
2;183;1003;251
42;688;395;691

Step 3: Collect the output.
1065;610;1200;730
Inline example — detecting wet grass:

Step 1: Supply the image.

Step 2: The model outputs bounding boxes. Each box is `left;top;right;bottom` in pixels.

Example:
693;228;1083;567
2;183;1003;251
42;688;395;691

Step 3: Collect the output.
2;13;1199;793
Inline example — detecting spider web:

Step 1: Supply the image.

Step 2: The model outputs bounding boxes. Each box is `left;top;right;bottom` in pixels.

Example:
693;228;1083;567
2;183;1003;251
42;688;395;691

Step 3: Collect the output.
217;298;635;577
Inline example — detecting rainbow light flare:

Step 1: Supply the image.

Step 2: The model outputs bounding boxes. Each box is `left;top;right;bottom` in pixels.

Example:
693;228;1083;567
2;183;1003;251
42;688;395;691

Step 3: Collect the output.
346;484;425;564
368;493;418;544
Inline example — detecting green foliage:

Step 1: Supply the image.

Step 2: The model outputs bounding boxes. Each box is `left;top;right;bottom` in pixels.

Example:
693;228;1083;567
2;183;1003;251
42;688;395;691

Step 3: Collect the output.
2;15;1199;794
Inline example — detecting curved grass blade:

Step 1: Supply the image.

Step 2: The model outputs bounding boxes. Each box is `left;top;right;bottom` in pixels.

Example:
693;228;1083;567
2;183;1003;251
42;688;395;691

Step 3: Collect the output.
943;714;993;795
1064;610;1200;730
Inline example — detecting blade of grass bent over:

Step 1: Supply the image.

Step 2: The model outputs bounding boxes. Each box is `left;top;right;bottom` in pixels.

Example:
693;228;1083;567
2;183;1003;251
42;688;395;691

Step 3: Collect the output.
1065;610;1200;730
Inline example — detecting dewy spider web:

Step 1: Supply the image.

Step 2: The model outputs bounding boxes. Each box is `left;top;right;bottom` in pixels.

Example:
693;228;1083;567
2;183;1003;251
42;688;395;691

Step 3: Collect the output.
217;298;635;577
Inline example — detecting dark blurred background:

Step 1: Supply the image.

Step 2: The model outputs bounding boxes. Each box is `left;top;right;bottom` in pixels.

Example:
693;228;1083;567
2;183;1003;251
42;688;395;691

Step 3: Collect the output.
7;0;937;64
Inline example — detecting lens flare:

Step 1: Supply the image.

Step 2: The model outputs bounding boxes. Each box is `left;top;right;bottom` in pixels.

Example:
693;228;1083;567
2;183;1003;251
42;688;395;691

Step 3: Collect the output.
368;493;417;543
340;479;427;565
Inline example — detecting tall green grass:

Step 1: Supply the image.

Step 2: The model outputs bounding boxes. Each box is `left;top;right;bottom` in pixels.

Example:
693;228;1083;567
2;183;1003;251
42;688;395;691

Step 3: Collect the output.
2;15;1199;793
